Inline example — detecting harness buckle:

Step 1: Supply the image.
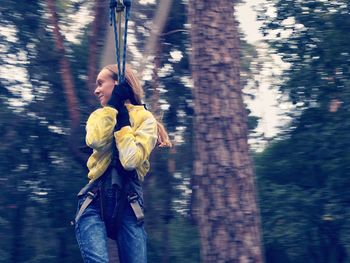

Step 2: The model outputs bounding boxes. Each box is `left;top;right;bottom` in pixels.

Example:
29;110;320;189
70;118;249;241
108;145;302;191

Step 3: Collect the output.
128;193;138;203
87;191;96;198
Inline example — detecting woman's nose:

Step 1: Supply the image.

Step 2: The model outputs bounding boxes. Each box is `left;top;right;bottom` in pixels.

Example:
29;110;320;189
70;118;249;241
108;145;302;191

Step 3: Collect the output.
94;86;100;96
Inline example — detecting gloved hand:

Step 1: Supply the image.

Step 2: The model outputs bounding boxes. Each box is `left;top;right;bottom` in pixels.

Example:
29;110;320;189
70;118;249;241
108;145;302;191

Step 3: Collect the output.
107;81;133;130
115;104;130;130
107;80;133;110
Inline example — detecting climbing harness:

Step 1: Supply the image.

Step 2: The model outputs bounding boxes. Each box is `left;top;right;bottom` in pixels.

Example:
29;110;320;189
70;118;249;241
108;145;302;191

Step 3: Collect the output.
72;0;145;239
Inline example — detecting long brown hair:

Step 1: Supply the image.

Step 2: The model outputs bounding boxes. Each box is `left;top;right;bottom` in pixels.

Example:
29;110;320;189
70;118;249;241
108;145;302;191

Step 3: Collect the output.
103;64;172;148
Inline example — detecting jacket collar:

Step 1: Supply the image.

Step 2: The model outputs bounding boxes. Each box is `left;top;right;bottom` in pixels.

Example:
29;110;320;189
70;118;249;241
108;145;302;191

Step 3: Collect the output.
125;103;146;112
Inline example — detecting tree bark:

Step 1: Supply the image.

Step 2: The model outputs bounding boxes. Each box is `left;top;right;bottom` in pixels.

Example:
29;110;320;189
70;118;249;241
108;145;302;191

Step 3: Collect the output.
188;1;264;262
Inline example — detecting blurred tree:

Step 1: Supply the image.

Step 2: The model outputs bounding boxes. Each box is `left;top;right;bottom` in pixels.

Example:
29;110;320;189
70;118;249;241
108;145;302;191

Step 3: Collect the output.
0;1;97;262
255;0;350;262
45;0;85;167
188;1;264;262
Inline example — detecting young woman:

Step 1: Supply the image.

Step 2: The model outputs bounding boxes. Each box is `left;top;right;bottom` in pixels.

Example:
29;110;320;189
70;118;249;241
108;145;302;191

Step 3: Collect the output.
74;64;171;263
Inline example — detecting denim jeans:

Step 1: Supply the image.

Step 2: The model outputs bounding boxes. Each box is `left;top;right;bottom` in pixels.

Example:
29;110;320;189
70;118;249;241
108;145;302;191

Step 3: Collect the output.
74;191;147;263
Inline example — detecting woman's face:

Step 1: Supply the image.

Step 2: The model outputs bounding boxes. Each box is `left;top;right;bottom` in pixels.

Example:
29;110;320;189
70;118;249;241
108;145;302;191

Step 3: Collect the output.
94;69;117;106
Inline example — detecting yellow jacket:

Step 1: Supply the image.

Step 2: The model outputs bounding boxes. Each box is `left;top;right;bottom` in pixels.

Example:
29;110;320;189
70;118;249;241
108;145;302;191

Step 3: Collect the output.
85;103;158;182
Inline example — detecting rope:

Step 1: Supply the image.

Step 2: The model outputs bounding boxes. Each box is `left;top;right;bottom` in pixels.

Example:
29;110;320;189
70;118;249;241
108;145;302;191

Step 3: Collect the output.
109;0;131;83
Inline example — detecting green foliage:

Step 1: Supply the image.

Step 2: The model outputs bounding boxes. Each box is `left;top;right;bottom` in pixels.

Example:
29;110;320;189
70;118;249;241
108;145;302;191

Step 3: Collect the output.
260;0;350;110
255;0;350;262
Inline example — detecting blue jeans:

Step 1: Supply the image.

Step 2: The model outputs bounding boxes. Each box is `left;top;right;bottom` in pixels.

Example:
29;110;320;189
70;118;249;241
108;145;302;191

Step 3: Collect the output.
74;192;147;263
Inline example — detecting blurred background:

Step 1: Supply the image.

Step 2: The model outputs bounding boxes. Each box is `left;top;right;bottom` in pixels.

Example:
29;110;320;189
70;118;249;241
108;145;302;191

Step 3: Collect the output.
0;0;349;262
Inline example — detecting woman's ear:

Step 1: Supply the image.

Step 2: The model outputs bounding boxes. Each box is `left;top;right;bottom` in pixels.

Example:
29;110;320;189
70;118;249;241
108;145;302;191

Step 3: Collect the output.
114;81;118;85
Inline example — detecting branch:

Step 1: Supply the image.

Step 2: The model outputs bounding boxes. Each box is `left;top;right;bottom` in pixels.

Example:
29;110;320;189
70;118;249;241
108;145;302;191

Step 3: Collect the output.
136;0;173;77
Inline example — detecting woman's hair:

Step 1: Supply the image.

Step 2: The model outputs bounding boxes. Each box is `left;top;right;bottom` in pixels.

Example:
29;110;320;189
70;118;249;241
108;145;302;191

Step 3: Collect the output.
103;64;172;148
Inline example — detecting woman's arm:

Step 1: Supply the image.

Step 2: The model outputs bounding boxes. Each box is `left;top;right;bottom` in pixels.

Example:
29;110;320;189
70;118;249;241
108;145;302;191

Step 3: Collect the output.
85;107;117;151
114;112;158;170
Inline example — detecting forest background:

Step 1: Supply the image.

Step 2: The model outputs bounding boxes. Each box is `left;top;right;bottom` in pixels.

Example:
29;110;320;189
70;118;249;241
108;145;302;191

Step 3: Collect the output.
0;0;349;262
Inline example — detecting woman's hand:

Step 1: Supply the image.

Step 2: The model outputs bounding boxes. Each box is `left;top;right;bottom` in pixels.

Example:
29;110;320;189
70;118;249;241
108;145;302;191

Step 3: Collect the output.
107;81;133;130
107;80;134;110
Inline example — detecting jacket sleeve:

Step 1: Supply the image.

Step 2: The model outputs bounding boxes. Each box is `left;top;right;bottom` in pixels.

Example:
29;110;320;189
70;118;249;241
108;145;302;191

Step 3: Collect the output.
85;107;117;151
114;112;158;170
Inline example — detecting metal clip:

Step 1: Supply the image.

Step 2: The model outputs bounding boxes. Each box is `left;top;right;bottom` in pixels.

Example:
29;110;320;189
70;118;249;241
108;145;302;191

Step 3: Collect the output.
128;193;138;203
87;191;96;198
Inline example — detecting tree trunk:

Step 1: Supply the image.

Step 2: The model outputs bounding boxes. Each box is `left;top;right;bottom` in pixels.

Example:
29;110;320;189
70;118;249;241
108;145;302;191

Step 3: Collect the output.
136;0;172;77
87;0;108;106
45;0;89;165
188;1;264;262
45;0;79;126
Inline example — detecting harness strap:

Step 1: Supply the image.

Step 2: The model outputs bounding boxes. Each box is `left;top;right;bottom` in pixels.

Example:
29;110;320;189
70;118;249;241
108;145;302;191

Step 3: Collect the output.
71;176;105;226
128;193;144;225
72;190;99;225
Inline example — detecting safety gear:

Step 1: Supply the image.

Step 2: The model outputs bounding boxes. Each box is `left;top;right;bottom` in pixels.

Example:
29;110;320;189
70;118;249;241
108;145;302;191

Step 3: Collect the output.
74;101;152;239
72;163;145;240
85;103;158;182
